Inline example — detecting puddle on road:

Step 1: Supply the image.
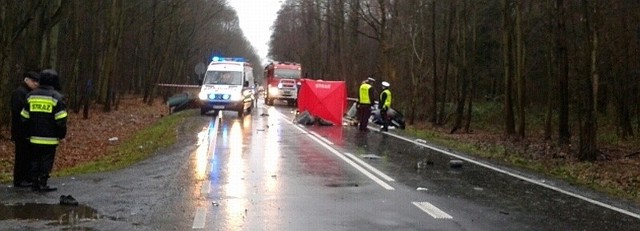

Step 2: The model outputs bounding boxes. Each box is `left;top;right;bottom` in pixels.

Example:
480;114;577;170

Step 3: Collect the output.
0;203;100;225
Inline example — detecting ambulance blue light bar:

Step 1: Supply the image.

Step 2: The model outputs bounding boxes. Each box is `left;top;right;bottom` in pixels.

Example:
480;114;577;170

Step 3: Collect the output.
212;56;246;62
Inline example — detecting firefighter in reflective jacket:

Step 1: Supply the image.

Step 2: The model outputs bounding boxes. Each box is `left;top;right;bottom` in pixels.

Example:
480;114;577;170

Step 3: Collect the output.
20;69;67;192
379;81;392;132
357;77;376;131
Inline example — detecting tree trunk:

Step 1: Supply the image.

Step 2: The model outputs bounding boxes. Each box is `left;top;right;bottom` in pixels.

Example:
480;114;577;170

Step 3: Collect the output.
465;3;478;133
515;0;526;138
578;0;597;161
430;0;439;125
438;0;455;125
452;0;468;134
556;0;571;145
503;0;516;136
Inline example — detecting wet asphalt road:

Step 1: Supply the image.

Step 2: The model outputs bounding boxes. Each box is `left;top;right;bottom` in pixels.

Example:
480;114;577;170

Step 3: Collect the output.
1;99;640;230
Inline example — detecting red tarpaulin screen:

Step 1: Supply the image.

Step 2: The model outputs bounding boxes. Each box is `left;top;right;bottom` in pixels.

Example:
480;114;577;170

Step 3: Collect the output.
297;79;347;125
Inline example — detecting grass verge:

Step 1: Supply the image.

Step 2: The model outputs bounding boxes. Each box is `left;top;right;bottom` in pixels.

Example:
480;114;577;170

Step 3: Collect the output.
54;110;192;177
405;126;640;204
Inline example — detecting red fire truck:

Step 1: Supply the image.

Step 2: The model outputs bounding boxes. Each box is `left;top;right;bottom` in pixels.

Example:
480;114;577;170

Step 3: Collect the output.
263;61;302;106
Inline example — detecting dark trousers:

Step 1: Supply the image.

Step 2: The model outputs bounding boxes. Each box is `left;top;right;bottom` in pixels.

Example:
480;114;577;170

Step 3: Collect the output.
30;144;57;180
13;139;32;184
380;108;389;131
357;104;372;131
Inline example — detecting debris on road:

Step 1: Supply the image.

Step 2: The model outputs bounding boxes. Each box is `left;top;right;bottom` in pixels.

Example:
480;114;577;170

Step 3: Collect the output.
449;160;464;168
361;154;381;159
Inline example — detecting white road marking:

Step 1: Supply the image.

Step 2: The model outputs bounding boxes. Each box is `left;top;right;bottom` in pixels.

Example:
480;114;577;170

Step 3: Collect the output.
200;181;210;195
193;116;220;228
309;131;334;145
276;111;395;190
344;152;395;182
412;201;453;219
384;131;640;220
192;207;207;229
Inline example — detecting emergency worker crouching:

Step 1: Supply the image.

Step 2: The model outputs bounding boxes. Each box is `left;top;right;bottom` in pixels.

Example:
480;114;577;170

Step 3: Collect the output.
357;77;376;131
379;81;392;132
20;69;68;192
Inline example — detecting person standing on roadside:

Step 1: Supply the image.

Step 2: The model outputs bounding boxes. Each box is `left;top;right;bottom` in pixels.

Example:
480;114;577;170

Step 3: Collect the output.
10;71;40;187
379;81;392;132
21;69;67;192
357;77;376;132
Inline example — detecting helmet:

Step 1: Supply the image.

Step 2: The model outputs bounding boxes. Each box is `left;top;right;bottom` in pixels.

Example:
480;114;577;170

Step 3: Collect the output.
367;77;375;82
381;81;390;87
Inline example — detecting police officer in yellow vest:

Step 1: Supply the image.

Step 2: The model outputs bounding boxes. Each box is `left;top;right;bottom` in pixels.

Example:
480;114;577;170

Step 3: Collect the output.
20;69;67;192
379;81;392;132
357;77;376;131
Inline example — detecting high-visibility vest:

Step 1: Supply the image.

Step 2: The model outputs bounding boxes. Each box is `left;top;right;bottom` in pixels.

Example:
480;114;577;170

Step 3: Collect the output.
359;83;372;104
381;89;392;109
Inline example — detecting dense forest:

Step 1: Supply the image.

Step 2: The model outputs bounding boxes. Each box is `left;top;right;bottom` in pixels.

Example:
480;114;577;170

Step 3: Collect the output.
268;0;640;162
0;0;260;125
2;0;640;163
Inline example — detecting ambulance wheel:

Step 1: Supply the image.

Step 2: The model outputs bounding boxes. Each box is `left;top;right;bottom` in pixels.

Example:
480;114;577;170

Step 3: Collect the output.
200;107;208;115
265;98;273;106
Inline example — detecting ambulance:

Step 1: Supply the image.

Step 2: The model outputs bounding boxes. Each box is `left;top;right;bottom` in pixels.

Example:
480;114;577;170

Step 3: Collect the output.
198;57;256;116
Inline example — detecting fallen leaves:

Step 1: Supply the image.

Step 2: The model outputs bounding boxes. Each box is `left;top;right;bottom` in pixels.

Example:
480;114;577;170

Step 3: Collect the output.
0;97;167;177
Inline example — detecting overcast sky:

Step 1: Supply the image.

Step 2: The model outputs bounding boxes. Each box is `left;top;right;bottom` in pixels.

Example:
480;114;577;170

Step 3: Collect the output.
227;0;283;64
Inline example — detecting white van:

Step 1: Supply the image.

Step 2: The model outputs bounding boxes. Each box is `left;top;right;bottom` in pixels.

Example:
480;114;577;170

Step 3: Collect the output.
198;57;256;116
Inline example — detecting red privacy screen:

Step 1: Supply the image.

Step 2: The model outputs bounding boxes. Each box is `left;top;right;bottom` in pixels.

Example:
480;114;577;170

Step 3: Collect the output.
297;79;347;125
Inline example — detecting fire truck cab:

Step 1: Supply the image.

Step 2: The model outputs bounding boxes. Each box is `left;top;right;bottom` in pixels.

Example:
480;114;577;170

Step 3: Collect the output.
263;61;302;106
198;57;256;116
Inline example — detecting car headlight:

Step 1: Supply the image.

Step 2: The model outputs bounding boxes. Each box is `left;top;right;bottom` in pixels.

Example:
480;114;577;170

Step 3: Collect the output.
269;87;278;95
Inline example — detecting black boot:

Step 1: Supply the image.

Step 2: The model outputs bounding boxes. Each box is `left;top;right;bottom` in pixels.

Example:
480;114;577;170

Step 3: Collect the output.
33;176;57;192
30;177;40;192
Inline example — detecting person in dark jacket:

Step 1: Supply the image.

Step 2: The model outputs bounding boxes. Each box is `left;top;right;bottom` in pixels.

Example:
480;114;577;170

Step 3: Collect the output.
20;69;68;192
10;71;40;187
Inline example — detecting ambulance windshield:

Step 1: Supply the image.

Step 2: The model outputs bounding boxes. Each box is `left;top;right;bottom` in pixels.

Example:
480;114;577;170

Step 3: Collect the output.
203;71;243;85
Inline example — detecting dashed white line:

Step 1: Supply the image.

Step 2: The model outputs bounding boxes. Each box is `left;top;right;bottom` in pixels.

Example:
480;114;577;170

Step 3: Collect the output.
192;207;207;229
200;181;210;195
412;201;453;219
383;131;640;220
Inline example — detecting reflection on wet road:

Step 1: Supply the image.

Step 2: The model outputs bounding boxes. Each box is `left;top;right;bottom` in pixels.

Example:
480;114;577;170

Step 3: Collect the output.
187;103;640;230
3;99;638;230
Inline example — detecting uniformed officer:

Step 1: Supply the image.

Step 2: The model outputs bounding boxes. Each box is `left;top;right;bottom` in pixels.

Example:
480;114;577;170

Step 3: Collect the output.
21;69;68;192
379;81;392;132
10;71;40;187
357;77;376;131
